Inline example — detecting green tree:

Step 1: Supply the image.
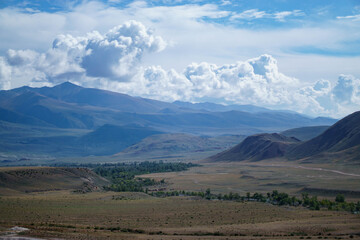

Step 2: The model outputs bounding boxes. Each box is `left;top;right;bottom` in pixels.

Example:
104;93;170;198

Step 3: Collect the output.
335;194;345;203
302;192;310;206
206;188;211;195
205;188;211;200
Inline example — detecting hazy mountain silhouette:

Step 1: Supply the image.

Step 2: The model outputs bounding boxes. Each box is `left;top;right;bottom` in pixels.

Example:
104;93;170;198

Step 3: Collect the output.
281;126;329;141
77;124;162;155
173;101;271;113
0;82;336;133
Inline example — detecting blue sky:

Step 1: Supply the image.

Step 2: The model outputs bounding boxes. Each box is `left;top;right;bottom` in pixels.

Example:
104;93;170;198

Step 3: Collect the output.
2;0;358;15
0;0;359;117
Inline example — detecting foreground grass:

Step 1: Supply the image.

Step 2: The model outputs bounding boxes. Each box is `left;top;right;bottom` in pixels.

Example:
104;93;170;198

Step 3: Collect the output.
0;191;360;239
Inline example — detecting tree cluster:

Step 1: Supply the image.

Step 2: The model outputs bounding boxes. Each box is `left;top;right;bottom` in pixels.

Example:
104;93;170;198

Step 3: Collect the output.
94;161;198;192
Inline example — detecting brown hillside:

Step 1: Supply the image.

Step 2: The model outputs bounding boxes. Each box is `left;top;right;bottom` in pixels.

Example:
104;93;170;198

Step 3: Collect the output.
0;167;108;195
287;111;360;160
207;133;300;162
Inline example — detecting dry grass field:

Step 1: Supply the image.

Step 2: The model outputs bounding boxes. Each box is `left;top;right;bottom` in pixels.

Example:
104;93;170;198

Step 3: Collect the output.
140;160;360;199
0;191;359;239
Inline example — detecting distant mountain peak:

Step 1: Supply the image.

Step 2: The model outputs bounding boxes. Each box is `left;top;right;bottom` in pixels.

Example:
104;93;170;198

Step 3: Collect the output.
52;81;82;89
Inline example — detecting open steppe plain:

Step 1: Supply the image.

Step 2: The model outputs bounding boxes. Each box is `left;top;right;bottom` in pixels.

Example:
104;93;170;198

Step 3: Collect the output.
0;160;360;239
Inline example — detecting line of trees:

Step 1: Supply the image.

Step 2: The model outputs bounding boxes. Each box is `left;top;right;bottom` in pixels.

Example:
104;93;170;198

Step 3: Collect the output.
150;189;360;213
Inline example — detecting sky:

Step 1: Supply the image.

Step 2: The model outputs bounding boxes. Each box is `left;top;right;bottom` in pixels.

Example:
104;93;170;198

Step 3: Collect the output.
0;0;359;118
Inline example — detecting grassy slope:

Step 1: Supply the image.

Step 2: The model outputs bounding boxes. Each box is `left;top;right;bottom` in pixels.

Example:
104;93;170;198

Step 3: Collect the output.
0;167;108;195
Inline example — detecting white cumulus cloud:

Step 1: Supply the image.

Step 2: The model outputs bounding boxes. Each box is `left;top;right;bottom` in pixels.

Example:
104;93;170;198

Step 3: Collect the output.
0;57;11;90
81;21;166;79
1;20;166;86
332;75;359;103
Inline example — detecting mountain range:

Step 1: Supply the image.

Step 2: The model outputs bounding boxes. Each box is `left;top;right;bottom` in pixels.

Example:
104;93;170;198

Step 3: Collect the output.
0;82;336;131
0;82;338;162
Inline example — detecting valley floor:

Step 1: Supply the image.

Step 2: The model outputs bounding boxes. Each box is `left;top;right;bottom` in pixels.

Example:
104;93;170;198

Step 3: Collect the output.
140;160;360;199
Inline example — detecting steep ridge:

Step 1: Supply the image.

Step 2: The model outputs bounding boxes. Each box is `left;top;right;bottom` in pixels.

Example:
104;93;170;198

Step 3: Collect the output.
287;111;360;160
207;133;300;162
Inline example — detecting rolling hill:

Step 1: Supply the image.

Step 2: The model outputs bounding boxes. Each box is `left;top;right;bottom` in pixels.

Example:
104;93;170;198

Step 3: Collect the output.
116;133;246;158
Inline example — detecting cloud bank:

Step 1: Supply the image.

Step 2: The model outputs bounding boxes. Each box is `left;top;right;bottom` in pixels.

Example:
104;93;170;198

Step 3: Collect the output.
0;21;359;118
